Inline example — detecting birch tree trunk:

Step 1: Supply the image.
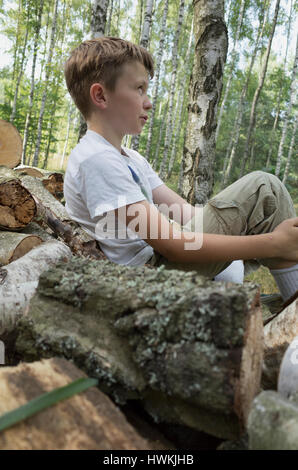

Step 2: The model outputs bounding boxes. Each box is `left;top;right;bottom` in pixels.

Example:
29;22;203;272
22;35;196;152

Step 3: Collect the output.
22;0;44;166
181;0;228;205
266;0;293;169
106;0;114;35
152;101;168;170
158;0;185;180
61;104;74;169
145;0;169;162
91;0;109;37
130;0;154;152
215;0;245;142
32;0;59;167
167;19;194;179
9;21;29;124
239;0;280;178
221;4;267;188
78;0;109;140
282;115;297;185
275;33;298;177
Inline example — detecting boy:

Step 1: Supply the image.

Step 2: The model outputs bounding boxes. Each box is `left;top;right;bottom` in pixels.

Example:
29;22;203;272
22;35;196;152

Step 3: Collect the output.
63;37;298;302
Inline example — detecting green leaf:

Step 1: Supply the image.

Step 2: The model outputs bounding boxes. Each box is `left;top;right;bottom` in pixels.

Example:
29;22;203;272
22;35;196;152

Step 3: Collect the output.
0;376;98;433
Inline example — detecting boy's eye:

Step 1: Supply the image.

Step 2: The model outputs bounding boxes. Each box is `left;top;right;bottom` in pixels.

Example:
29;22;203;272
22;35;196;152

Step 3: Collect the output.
138;86;144;95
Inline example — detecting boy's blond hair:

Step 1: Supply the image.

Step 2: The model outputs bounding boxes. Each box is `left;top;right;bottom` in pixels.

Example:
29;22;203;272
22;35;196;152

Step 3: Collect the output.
64;36;154;119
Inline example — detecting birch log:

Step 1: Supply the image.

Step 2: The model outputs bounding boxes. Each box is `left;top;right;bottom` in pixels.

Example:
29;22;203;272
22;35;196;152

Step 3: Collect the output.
0;120;22;168
0;357;153;450
14;257;264;440
262;296;298;389
247;390;298;450
0;232;42;264
0;240;72;337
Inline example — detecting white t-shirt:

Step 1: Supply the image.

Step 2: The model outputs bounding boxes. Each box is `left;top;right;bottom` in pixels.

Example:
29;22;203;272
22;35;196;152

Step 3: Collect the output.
64;130;164;266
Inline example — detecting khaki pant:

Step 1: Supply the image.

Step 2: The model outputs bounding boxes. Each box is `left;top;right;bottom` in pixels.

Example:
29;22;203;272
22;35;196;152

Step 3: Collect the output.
147;171;296;279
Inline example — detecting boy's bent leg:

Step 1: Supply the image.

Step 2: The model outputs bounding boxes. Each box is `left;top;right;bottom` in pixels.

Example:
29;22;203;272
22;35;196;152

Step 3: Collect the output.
149;171;296;280
206;171;296;273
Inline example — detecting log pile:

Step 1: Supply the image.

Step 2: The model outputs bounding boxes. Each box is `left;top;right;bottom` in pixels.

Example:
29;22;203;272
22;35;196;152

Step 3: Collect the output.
0;119;297;449
10;256;264;440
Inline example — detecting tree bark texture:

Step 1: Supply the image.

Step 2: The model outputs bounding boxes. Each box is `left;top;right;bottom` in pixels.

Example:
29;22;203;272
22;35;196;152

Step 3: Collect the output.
0;357;153;450
181;0;228;205
13;257;264;440
0;240;72;338
282;115;297;185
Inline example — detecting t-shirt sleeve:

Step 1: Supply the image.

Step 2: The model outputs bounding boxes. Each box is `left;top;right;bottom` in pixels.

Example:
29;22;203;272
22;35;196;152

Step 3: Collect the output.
141;155;164;190
79;151;146;219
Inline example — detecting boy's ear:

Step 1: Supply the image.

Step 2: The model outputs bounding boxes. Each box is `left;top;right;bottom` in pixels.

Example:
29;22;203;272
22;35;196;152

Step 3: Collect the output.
90;83;107;109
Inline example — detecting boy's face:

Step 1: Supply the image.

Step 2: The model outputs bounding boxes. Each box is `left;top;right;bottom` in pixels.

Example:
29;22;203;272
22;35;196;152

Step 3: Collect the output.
103;61;152;137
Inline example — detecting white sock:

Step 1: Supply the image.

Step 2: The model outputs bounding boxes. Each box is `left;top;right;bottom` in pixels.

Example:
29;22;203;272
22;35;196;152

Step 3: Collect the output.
270;264;298;302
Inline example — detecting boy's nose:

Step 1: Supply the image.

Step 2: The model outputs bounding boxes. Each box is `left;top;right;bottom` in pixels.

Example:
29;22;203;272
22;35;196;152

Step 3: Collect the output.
144;96;152;109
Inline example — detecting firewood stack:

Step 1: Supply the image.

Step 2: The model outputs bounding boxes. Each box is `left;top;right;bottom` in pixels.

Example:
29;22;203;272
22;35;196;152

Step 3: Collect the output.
0;119;298;450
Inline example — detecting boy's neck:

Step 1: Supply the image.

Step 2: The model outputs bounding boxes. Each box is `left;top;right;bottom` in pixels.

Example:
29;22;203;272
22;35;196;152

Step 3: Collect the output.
87;122;123;154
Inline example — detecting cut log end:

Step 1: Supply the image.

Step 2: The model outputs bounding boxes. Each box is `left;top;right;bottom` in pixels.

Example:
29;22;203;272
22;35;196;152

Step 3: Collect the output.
0;180;37;230
0;120;22;169
0;232;43;265
234;291;264;426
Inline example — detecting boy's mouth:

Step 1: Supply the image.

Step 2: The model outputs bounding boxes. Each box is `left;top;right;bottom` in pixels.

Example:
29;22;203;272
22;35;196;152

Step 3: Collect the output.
140;116;148;121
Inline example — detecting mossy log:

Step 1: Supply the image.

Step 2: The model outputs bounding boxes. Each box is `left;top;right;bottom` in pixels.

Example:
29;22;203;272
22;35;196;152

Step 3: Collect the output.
0;231;42;265
247;390;298;450
0;357;153;450
0;120;22;168
261;297;298;389
14;257;264;440
0;240;72;337
0;173;37;230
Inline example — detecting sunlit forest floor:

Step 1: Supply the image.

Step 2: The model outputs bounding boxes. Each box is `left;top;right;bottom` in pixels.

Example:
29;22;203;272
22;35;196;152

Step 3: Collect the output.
167;172;298;295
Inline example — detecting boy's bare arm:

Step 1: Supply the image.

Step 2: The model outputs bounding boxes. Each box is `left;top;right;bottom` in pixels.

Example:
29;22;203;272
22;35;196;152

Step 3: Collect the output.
152;184;195;225
114;200;298;264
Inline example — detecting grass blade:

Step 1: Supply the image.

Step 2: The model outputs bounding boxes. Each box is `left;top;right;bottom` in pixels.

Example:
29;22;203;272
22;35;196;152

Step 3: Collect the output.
0;376;98;432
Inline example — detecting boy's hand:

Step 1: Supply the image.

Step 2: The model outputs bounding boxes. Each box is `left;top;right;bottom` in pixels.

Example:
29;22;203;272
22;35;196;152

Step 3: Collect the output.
272;217;298;262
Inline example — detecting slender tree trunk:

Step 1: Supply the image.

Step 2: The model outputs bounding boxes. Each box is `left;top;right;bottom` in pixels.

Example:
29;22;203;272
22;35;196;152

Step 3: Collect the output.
131;0;154;152
10;15;29;123
106;0;114;34
221;4;267;188
275;33;298;177
158;0;185;180
145;0;169;161
33;0;59;167
22;0;44;165
11;0;22;84
152;101;168;170
266;0;293;169
167;19;194;179
240;0;280;177
61;104;74;169
282;115;297;185
215;0;245;141
181;0;228;205
78;0;109;140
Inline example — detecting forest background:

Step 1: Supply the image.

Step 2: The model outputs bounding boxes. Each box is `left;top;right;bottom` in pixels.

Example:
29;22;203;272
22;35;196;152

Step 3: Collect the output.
0;0;297;292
